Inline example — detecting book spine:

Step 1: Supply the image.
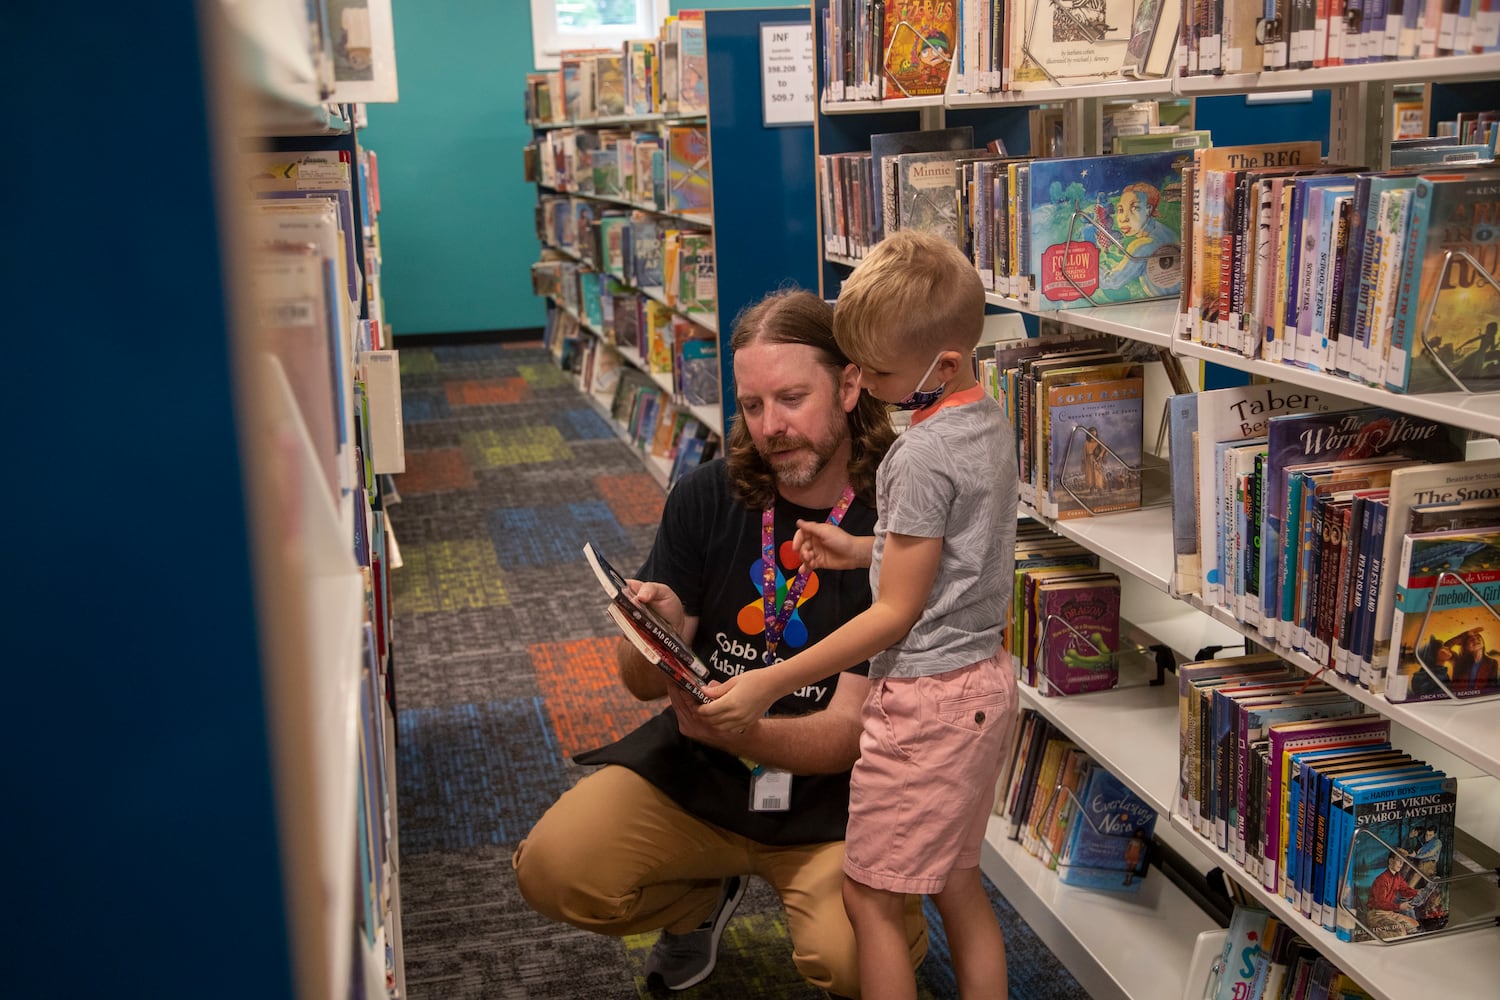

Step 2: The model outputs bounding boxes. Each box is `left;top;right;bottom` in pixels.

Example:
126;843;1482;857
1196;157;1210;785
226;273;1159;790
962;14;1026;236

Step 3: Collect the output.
1384;179;1434;392
1356;498;1388;688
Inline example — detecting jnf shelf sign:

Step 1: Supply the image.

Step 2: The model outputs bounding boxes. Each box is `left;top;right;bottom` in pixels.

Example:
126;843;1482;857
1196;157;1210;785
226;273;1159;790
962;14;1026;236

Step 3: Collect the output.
760;23;814;126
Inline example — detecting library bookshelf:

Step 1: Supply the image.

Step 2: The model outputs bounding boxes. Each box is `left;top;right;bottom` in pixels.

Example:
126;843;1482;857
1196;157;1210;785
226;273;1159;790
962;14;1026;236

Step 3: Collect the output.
811;4;1500;996
527;7;822;488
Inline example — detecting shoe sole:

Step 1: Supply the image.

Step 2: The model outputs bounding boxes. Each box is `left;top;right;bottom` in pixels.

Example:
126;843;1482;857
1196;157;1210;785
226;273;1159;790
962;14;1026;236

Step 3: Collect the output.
666;876;748;991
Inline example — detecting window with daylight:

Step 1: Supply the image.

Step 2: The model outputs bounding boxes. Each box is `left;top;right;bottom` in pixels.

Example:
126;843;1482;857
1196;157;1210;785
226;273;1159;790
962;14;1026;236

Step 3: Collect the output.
530;0;661;70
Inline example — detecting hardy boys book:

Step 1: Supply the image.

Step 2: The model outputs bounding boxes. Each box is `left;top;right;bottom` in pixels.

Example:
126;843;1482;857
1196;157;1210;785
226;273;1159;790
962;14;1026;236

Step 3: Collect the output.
583;542;711;703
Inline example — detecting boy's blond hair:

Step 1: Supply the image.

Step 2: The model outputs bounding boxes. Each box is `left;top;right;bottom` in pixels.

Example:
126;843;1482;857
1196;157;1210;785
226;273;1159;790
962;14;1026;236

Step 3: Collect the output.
833;230;986;370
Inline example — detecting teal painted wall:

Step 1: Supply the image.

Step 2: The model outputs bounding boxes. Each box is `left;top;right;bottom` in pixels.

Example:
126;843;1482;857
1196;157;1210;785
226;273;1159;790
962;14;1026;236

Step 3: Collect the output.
362;0;543;336
361;1;809;337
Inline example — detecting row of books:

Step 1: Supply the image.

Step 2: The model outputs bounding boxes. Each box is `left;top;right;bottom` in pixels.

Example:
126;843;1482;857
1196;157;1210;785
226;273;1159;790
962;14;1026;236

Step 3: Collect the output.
819;0;1498;104
1007;521;1124;696
1172;384;1500;703
1178;652;1458;943
528;121;711;218
572;332;722;486
998;712;1159;893
982;333;1150;520
523;11;706;124
536;197;716;318
1029;99;1201;159
533;263;719;409
1210;904;1367;1000
819;0;1180;100
1177;136;1500;396
819;124;1200;314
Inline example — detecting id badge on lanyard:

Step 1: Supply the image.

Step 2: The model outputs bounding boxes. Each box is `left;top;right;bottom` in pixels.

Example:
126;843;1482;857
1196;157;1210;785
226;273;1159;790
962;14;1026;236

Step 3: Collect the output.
749;486;855;812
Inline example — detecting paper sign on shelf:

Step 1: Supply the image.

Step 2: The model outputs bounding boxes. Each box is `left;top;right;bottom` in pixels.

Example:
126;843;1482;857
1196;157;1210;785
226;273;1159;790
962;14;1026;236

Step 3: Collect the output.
760;22;814;127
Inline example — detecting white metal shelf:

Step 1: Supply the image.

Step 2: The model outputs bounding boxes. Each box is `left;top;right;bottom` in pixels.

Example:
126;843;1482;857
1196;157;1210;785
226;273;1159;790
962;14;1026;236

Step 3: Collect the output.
1167;814;1500;1000
1175;53;1500;93
822;54;1500;112
981;816;1219;1000
1171;340;1500;439
1190;598;1500;777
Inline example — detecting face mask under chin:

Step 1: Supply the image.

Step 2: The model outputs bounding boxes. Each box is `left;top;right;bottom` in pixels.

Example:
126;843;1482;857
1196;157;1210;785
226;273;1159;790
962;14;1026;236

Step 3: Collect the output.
890;353;947;412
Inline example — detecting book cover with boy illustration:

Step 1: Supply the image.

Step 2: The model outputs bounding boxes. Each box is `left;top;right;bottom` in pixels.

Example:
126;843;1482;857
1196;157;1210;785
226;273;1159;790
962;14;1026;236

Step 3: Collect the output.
1027;151;1187;311
881;0;957;99
1386;527;1500;702
1386;174;1500;395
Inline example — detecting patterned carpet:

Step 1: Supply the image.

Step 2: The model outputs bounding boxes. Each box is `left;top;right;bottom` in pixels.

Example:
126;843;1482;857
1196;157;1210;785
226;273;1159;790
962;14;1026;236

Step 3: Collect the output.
387;339;1092;1000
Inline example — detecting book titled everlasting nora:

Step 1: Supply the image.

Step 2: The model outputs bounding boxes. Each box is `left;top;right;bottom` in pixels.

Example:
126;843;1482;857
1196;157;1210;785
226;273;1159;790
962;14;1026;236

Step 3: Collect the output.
1027;150;1188;311
1057;764;1157;892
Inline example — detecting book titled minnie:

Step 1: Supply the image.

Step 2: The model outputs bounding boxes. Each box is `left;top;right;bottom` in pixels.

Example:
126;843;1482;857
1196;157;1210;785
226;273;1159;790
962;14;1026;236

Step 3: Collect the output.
583;542;712;704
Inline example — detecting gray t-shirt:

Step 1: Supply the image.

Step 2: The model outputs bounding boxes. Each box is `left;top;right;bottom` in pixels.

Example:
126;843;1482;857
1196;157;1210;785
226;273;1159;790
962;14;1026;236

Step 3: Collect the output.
869;393;1019;679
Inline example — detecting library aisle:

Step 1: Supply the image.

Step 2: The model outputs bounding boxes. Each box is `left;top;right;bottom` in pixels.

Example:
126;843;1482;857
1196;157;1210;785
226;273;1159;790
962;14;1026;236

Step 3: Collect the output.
387;338;1090;1000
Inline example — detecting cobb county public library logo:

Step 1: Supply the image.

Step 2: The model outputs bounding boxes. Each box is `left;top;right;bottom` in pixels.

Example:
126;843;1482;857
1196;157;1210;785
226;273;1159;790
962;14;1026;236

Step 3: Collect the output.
735;540;819;653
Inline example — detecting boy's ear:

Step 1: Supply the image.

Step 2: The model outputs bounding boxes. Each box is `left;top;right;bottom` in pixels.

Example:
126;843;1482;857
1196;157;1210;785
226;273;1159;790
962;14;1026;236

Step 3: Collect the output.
937;349;966;378
839;362;861;412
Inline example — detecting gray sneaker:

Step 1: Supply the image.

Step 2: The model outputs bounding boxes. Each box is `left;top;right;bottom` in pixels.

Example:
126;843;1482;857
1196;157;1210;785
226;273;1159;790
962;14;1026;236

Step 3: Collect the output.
643;876;747;991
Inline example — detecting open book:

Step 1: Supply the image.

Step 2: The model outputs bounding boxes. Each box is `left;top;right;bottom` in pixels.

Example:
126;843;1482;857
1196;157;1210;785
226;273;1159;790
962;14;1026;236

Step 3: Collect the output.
583;542;712;704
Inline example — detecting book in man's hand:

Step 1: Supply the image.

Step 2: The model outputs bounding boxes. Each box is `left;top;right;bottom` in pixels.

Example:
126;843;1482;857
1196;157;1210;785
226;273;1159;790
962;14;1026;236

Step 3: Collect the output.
583;542;712;704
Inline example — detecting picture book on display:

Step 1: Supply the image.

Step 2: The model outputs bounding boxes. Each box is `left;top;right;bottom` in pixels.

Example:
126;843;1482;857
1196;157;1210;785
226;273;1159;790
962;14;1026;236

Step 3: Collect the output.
1027;150;1188;311
1368;459;1500;689
583;542;711;703
1334;772;1458;943
1043;375;1144;520
881;0;957;99
1033;573;1121;695
869;126;975;245
1056;764;1156;893
1385;173;1500;395
1387;527;1500;703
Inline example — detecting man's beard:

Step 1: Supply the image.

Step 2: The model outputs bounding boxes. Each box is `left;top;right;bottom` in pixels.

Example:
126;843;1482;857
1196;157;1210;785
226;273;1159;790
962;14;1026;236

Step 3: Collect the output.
759;422;849;489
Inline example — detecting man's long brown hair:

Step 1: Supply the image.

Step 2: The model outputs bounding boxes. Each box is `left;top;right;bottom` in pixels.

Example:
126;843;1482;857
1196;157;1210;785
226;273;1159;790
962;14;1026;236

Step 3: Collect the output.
725;289;895;510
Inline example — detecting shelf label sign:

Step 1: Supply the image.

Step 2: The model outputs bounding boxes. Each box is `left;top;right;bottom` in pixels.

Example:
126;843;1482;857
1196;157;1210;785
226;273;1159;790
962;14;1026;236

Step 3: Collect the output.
760;22;814;127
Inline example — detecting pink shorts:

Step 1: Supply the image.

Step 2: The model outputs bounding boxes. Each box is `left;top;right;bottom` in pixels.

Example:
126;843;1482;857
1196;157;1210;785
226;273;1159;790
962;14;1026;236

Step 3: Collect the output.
844;652;1017;894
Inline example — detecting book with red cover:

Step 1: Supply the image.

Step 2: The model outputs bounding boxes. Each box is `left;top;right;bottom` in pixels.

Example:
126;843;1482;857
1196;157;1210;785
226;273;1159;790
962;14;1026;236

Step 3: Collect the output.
585;542;711;703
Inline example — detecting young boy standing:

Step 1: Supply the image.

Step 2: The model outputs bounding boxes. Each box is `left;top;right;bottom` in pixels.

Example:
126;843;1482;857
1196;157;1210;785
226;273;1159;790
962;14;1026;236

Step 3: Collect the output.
701;230;1020;1000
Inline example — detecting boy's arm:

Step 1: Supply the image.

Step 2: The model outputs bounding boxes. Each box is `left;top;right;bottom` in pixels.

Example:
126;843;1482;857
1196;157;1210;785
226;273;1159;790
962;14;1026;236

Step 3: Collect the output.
698;532;943;732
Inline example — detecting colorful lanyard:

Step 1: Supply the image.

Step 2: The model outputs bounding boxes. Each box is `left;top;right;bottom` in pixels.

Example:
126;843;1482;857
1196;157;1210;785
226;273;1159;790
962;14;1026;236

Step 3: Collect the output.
761;485;855;662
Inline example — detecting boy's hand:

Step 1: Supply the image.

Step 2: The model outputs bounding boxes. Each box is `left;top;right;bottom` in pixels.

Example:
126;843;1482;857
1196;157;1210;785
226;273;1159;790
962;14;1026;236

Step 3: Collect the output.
699;671;780;733
793;520;870;571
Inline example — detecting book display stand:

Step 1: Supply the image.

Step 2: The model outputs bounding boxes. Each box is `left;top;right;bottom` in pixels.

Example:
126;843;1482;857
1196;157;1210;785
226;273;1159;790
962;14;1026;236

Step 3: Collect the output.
1054;421;1171;515
1030;782;1156;886
1415;252;1500;394
1333;824;1500;944
1057;206;1185;310
1399;570;1500;706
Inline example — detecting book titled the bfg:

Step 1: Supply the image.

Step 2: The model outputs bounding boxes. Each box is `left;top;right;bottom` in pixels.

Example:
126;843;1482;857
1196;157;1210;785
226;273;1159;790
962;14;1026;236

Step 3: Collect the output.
1027;150;1188;311
1057;764;1157;892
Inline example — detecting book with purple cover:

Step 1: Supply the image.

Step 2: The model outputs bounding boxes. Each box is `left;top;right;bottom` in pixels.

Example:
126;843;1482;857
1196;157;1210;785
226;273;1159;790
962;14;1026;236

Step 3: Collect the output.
1035;575;1122;696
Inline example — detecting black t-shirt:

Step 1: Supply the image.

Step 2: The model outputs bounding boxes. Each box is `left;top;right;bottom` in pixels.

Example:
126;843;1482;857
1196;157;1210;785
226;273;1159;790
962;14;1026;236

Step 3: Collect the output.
574;458;875;845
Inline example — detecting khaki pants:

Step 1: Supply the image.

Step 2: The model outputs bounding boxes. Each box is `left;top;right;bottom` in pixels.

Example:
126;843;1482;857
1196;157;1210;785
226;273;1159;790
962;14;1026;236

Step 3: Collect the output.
512;765;927;997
